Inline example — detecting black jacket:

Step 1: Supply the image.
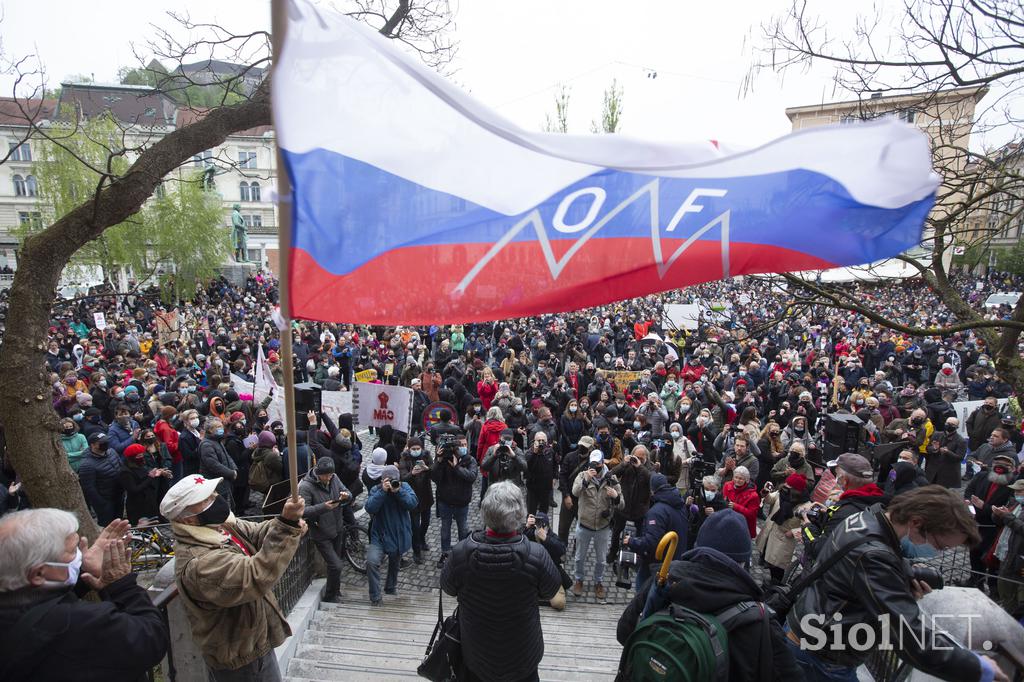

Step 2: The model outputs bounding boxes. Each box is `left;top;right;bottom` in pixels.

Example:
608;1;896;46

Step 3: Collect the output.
0;575;168;681
628;485;688;564
617;547;801;681
430;453;478;507
440;531;561;681
398;452;435;511
609;458;653;521
178;429;202;476
118;463;161;525
789;506;983;677
525;444;557;492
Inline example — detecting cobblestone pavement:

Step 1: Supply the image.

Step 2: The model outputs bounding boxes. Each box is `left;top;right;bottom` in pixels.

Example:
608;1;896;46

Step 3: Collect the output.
333;431;768;606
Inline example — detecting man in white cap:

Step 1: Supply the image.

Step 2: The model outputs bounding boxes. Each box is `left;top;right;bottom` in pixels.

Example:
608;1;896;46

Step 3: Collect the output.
571;450;623;600
161;474;306;681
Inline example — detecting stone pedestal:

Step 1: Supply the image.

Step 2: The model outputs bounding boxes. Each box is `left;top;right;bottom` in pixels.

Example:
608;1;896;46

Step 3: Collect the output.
219;261;257;288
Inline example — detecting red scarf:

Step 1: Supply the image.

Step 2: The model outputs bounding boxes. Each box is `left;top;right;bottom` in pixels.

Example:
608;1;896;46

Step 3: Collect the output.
840;483;884;500
225;531;252;556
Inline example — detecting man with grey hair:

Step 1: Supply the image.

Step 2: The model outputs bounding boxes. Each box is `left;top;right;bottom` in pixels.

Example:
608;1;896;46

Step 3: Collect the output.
441;481;561;682
0;510;167;680
572;451;624;600
198;416;238;509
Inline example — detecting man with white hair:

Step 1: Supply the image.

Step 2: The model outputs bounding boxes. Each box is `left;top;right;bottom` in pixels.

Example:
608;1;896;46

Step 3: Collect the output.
441;481;561;682
0;511;167;680
572;450;624;600
162;474;306;681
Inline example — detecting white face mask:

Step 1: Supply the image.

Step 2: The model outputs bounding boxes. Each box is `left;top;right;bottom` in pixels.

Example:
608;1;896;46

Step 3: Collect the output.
703;489;716;501
670;431;682;440
188;418;200;429
44;547;82;587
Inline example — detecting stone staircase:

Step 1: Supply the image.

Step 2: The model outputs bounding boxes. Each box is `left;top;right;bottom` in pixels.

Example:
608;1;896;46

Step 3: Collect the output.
285;590;623;681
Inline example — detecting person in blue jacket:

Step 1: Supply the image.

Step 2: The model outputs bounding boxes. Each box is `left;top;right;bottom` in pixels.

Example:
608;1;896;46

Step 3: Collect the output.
364;465;418;605
623;473;688;589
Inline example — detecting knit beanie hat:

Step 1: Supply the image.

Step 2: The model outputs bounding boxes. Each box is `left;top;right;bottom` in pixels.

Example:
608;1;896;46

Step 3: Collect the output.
785;473;808;493
649;473;669;492
695;509;752;565
257;430;277;448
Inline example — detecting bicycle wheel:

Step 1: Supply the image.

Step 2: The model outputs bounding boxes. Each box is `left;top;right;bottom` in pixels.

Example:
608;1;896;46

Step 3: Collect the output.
343;525;370;574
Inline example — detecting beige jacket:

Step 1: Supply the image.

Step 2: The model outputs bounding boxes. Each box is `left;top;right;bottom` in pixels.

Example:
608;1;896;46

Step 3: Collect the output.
572;469;624;530
172;516;302;670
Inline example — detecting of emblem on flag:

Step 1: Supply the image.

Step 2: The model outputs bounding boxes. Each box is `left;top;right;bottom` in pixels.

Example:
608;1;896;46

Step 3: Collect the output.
273;0;939;325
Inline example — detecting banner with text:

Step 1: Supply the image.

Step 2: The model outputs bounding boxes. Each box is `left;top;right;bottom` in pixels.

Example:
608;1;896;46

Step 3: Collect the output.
353;381;412;431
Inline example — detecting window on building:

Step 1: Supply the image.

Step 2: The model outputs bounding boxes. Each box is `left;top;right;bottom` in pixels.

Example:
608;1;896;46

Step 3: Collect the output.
898;109;916;124
249;182;261;202
154;182;166;199
25;175;36;197
239;181;251;202
18;211;41;228
192;150;214;167
8;142;30;161
243;214;262;228
238;151;257;169
12;174;26;196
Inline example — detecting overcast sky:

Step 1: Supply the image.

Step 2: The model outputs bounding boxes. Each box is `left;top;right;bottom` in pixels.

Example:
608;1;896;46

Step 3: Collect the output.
0;0;960;147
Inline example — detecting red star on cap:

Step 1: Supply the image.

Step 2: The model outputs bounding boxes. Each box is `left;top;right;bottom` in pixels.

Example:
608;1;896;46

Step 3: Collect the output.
193;476;206;484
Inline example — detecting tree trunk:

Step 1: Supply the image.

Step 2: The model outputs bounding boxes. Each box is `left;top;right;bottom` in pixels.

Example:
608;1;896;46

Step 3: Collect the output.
0;89;271;537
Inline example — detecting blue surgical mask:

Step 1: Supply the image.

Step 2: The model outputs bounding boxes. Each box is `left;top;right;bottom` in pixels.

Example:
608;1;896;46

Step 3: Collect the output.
44;547;82;587
72;413;84;422
633;422;641;430
115;391;125;399
1015;495;1024;505
214;428;225;437
457;446;468;457
900;533;937;559
410;449;423;458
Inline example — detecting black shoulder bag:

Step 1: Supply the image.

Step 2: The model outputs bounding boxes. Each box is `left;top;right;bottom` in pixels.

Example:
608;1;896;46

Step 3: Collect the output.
417;590;462;681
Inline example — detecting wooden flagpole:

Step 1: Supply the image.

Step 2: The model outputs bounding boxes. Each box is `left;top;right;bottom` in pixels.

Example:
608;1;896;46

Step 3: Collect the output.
271;0;300;501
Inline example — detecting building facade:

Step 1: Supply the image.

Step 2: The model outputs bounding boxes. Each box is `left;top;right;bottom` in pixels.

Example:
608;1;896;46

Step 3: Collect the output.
0;80;282;286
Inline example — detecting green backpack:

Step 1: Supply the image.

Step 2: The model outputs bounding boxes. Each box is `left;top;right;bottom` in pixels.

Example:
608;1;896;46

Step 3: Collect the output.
617;601;768;682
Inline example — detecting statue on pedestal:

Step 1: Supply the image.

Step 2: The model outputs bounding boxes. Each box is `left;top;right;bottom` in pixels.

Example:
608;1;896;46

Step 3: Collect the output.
231;204;248;262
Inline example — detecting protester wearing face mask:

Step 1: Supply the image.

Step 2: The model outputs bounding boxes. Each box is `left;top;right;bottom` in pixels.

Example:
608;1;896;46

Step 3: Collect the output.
79;433;124;526
787;486;1006;682
162;475;306;680
965;453;1019;592
398;437;434;564
686;408;721;462
198;417;238;510
990;479;1024;615
59;417;89;473
178;408;203;477
965;396;1003;453
684;475;728;549
771;442;815;486
0;510;168;680
800;453;886;559
925;417;967;489
431;434;478;568
756;473;810;584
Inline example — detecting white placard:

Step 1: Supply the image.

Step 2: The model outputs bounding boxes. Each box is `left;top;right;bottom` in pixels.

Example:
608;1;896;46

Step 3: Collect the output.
951;398;1010;438
93;312;106;330
353;381;412;431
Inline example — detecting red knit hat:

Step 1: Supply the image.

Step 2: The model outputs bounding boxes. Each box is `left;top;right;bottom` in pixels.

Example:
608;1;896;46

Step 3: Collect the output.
785;473;808;493
124;443;146;460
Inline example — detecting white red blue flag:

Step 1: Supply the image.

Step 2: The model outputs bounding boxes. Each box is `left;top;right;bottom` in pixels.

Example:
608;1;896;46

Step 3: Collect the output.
274;0;939;324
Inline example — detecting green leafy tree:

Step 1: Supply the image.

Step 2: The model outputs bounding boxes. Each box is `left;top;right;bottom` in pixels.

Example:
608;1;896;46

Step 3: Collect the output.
591;78;623;134
542;83;571;133
996;242;1024;276
21;110;230;297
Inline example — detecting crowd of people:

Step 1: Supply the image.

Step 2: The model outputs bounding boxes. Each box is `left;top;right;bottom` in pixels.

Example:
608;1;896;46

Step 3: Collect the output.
0;268;1023;680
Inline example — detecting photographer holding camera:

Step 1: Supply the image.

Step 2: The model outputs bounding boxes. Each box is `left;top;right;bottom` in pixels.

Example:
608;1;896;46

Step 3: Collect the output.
607;445;654;565
430;433;479;568
571;451;624;600
525;512;571;610
787;486;1008;682
364;465;418;606
481;429;527;488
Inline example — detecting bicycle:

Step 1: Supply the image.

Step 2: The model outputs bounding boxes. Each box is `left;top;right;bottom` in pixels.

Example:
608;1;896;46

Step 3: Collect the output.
342;524;370;574
128;521;175;571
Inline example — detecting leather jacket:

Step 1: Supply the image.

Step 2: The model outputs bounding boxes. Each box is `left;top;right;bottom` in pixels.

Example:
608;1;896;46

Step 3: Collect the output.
788;506;981;679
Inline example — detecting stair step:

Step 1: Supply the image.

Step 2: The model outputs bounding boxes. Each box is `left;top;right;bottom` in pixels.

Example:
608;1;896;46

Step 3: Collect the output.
296;638;622;662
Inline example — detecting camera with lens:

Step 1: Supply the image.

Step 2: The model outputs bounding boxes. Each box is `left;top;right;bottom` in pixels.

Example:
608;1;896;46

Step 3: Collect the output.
437;433;460;463
905;561;944;591
615;521;639;589
803;505;826;527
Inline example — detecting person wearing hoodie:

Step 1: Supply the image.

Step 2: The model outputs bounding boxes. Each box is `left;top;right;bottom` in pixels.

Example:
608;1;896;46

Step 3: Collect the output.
362;448;389;493
248;430;284;495
398;437;434;564
617;509;803;681
60;417;89;473
299;458;352;604
622;473;688;589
